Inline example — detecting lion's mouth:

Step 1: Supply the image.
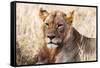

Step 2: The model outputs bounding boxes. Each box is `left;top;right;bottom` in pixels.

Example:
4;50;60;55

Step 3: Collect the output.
45;38;61;49
47;42;58;49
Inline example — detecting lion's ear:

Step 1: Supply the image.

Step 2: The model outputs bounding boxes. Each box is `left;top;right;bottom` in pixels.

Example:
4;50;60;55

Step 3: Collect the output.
66;10;74;25
39;8;49;21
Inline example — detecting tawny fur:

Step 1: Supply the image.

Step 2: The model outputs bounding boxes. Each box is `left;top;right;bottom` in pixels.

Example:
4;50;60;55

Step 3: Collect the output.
35;8;96;64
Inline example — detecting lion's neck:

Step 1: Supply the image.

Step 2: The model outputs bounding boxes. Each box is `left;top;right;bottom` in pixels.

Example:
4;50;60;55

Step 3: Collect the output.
62;27;81;61
54;28;81;62
48;47;61;63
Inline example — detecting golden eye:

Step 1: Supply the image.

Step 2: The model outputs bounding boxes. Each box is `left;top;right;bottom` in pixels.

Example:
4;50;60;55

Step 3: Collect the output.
45;23;49;26
45;23;48;29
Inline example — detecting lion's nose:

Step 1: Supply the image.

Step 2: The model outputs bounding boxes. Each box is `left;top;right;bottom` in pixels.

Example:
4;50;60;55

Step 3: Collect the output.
47;34;55;40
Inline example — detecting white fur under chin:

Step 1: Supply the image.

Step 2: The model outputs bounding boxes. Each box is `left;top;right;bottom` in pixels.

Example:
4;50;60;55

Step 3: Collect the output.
47;44;58;49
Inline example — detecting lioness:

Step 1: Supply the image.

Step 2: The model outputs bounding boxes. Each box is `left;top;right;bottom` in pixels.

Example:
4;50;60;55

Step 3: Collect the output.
35;8;96;64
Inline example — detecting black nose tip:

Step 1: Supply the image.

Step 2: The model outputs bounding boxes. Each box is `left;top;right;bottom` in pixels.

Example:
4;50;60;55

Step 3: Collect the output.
47;35;55;40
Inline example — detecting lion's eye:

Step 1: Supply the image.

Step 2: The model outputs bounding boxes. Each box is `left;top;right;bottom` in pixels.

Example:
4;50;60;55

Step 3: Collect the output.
45;23;49;29
45;23;49;26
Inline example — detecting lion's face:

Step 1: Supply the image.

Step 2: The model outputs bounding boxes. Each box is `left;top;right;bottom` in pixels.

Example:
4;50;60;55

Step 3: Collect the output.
39;8;74;48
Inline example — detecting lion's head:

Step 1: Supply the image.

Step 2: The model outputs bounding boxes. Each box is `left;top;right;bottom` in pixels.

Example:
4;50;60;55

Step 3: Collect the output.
39;8;74;49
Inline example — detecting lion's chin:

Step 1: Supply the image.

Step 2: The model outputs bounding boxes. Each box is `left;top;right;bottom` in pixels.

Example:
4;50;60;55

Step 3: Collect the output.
47;43;58;49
